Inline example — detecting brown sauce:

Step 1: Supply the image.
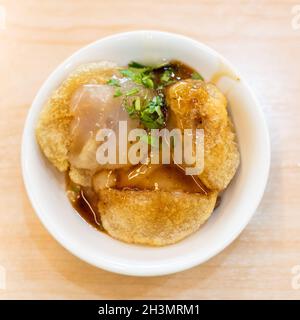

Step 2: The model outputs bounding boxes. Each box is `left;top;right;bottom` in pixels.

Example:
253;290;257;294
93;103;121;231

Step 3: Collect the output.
66;177;103;231
153;60;199;87
115;164;208;194
67;164;209;231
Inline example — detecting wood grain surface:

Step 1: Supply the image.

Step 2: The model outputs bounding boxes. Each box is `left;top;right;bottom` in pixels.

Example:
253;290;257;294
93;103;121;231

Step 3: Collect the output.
0;0;299;300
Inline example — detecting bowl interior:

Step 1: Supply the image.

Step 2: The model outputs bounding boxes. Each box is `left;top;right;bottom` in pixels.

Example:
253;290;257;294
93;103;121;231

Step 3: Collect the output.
22;31;270;276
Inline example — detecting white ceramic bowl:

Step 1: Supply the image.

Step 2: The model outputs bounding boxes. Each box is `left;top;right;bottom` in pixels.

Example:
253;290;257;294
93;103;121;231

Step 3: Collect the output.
22;31;270;276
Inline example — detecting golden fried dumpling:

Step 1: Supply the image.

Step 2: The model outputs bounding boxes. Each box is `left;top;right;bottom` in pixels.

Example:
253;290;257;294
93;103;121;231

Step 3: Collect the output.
36;61;119;172
98;189;218;246
166;79;240;191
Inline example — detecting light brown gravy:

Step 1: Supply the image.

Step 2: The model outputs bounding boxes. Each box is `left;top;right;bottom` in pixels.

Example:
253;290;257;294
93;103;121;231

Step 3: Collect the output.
66;177;103;230
66;60;216;231
116;164;208;193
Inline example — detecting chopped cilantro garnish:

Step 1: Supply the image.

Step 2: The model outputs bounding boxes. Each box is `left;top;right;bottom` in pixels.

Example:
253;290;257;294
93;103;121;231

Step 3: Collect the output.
128;61;147;68
107;61;204;130
134;97;141;110
128;61;169;70
124;95;165;129
113;88;123;97
141;76;154;88
107;78;121;87
126;87;140;96
160;69;172;83
120;61;171;90
160;68;176;86
120;69;138;79
191;71;204;81
140;96;165;129
120;68;154;88
125;104;136;117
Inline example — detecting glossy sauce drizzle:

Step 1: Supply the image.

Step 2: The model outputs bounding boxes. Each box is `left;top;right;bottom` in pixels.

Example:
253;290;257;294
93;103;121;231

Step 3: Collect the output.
67;177;103;231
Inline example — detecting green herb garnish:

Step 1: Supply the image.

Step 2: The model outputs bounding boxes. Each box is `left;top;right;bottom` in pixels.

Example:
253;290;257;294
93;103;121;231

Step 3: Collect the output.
107;78;121;87
129;61;169;70
113;88;123;97
142;76;154;88
120;61;171;90
161;69;172;83
120;69;138;80
107;61;205;130
120;68;154;88
124;95;165;129
160;68;176;86
128;61;147;68
134;97;141;110
125;87;140;96
140;96;165;129
191;71;204;81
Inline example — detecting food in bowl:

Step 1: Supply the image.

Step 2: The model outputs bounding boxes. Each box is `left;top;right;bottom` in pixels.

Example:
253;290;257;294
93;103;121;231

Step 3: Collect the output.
36;59;240;246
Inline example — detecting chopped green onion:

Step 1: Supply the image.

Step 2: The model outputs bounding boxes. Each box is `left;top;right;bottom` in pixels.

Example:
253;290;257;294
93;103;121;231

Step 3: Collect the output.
126;87;140;96
142;76;154;88
134;97;141;111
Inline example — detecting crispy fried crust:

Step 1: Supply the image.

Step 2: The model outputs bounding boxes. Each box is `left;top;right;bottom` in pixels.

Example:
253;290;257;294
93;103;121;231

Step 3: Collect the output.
99;189;218;246
69;166;93;187
36;61;118;172
166;79;240;191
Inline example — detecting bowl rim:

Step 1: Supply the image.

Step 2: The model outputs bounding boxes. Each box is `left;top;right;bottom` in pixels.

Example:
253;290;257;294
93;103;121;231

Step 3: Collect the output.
21;30;270;276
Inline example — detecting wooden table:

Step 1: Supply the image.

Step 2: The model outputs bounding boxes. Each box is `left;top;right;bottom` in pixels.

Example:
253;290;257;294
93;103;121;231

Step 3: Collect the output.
0;0;299;300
